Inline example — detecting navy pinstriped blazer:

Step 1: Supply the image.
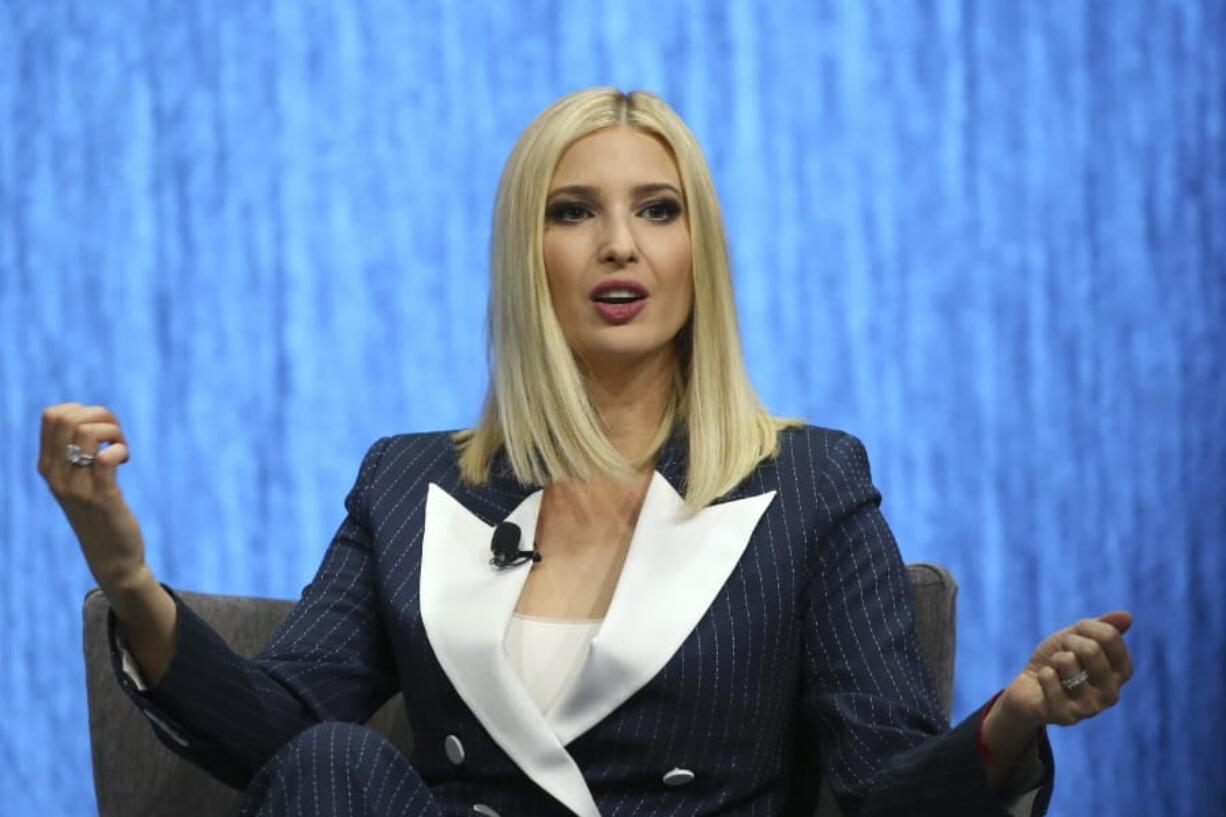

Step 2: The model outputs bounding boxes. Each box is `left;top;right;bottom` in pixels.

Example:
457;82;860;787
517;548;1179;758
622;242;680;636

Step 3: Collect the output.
111;424;1054;816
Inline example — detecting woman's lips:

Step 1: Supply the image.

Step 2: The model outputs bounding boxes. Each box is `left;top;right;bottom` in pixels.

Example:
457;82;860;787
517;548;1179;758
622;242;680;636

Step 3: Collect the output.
592;298;647;324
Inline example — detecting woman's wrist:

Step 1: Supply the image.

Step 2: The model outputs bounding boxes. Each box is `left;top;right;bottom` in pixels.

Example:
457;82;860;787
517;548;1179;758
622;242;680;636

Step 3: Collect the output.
102;563;159;607
104;564;174;641
105;565;178;686
979;684;1044;789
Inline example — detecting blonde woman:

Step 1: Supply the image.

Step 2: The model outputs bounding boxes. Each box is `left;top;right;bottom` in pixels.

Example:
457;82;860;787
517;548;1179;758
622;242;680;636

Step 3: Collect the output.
41;88;1132;817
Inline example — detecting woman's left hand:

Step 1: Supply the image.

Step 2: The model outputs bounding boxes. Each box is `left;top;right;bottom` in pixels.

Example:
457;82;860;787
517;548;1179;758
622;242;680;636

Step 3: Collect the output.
1001;610;1135;729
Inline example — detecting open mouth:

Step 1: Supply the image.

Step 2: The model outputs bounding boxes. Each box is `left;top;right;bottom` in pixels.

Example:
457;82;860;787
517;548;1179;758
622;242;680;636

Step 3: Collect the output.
589;279;649;304
589;280;649;323
592;289;647;305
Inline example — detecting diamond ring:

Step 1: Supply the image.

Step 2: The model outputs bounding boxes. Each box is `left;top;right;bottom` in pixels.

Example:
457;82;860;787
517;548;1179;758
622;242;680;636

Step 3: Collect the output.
66;444;96;467
1060;669;1089;693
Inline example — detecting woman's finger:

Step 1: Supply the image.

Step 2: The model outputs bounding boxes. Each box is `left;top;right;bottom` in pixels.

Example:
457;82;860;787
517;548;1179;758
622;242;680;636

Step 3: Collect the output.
1051;650;1083;686
1051;650;1098;717
43;404;120;465
61;423;114;478
1037;666;1076;725
1115;646;1134;684
72;422;126;451
1063;632;1113;688
1096;610;1133;635
94;441;129;470
1065;632;1122;710
44;408;128;498
72;424;128;486
39;403;79;473
40;403;83;472
1074;618;1130;677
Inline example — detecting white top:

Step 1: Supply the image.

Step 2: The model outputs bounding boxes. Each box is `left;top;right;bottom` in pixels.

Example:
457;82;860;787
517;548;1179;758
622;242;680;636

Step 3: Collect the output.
504;613;603;714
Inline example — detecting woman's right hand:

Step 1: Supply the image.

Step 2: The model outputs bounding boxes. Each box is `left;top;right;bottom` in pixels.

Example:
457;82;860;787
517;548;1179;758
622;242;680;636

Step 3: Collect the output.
38;402;148;592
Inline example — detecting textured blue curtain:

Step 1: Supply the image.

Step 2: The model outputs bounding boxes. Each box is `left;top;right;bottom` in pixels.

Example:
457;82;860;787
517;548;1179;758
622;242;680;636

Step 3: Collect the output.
2;2;1223;814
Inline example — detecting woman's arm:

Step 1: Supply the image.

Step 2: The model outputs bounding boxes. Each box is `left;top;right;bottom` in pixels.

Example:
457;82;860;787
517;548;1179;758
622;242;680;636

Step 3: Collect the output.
39;403;178;684
114;436;399;787
798;431;1056;817
107;565;178;685
40;404;399;788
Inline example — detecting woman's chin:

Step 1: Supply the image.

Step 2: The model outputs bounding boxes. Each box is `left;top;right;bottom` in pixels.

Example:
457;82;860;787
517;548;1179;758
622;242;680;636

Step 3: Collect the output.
577;338;676;372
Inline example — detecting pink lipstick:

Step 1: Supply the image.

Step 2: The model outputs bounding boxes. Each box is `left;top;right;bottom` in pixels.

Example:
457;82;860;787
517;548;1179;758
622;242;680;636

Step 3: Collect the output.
590;279;649;325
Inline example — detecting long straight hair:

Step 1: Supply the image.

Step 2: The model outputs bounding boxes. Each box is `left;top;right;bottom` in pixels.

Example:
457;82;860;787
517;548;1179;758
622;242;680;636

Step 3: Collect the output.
454;88;800;513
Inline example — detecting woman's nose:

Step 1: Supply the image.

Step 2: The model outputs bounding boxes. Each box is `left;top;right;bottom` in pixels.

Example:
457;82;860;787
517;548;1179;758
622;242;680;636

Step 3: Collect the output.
598;214;639;266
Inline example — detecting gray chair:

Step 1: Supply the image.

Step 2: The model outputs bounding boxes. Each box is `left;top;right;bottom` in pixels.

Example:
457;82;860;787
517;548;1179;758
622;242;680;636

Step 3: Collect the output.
83;563;957;817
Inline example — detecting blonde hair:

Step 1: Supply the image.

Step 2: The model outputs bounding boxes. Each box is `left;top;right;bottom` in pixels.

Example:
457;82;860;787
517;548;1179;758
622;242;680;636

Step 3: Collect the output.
453;87;801;513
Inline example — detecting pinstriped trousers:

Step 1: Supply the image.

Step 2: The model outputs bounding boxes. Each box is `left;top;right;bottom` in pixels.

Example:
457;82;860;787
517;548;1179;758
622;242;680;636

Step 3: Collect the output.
238;722;443;817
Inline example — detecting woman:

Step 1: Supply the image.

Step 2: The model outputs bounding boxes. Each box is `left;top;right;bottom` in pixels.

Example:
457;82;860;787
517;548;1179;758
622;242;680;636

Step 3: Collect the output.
41;88;1132;817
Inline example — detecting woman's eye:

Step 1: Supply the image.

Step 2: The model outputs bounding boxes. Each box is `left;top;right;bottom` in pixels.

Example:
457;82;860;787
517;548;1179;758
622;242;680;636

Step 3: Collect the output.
547;203;590;223
642;199;681;221
546;199;681;224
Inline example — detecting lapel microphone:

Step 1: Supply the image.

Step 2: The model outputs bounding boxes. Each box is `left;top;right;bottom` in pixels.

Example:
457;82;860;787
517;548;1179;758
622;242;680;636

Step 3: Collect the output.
489;521;541;568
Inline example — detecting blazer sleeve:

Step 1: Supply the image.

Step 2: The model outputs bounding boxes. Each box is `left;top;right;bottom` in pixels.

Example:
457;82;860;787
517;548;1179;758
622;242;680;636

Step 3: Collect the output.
106;436;399;788
798;432;1055;817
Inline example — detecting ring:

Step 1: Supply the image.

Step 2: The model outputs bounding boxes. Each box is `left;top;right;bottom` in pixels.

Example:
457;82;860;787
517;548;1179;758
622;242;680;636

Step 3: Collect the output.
1060;669;1089;693
66;443;96;467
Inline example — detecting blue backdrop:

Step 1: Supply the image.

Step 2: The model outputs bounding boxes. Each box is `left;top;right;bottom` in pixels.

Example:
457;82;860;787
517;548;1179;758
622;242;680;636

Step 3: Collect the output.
2;1;1223;814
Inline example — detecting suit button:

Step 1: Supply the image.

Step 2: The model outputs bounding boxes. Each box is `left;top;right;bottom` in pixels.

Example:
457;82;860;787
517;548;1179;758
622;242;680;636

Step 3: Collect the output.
444;734;466;765
472;805;500;817
663;767;695;786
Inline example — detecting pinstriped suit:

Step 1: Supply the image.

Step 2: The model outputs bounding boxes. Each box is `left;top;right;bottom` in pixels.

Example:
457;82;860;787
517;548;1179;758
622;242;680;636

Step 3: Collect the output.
109;424;1054;816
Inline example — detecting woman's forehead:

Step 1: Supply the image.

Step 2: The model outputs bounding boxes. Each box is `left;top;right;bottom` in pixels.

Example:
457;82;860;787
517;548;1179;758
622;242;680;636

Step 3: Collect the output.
550;127;680;190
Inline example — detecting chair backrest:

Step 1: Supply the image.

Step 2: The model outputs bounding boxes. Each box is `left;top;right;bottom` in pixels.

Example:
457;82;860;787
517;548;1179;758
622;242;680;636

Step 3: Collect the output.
807;562;957;816
82;563;956;817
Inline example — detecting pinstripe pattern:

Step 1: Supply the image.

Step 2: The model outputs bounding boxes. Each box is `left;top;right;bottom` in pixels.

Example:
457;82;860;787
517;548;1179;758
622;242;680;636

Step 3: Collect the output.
238;723;441;817
110;425;1053;816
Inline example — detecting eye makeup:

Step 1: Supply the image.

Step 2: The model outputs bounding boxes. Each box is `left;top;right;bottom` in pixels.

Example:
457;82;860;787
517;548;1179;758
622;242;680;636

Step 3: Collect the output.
545;197;683;225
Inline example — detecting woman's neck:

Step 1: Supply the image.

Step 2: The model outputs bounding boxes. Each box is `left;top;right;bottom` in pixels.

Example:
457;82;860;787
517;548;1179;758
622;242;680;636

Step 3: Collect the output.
539;352;673;524
583;349;675;466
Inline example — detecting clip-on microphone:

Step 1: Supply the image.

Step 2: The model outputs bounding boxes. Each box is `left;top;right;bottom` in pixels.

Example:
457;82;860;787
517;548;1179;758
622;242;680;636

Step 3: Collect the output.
489;521;541;568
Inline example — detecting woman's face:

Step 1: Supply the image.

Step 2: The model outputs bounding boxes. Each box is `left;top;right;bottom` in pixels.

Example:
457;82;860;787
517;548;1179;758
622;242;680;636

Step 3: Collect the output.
543;126;693;375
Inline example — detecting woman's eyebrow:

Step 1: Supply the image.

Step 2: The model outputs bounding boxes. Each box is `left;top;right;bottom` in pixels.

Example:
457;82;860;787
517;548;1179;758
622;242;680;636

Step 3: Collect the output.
546;183;683;201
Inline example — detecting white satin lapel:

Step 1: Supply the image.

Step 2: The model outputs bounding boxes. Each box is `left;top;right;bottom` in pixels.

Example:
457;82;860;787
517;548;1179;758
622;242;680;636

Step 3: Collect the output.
547;473;777;746
420;483;600;817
